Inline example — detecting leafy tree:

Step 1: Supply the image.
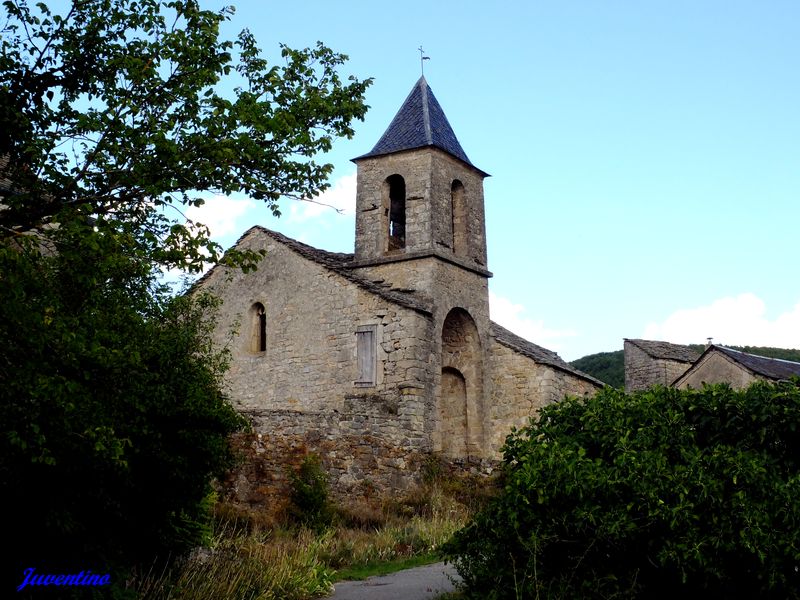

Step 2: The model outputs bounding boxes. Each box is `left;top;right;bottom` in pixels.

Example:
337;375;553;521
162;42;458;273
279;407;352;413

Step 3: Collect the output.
1;222;247;594
1;0;371;272
444;382;800;599
0;0;370;593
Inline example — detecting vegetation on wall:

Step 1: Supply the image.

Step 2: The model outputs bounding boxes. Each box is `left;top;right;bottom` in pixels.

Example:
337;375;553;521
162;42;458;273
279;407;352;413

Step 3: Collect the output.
444;381;800;599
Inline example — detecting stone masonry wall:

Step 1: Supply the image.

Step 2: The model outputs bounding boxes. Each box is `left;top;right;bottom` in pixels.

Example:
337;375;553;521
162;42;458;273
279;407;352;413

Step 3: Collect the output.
624;342;692;391
353;148;487;268
675;352;758;390
353;256;493;457
224;395;430;519
200;229;438;503
488;339;599;452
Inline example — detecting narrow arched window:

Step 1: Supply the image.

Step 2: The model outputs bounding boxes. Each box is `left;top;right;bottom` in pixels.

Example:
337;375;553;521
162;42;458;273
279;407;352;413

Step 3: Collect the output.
451;180;466;255
387;174;406;250
250;302;266;353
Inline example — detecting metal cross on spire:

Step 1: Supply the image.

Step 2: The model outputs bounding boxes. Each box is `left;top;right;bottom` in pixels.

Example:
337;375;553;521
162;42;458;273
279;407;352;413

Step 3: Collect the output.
418;46;430;76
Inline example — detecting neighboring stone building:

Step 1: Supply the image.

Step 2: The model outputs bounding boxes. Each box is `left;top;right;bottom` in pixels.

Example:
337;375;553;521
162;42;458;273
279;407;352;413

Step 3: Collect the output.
674;345;800;389
624;338;700;392
199;77;601;508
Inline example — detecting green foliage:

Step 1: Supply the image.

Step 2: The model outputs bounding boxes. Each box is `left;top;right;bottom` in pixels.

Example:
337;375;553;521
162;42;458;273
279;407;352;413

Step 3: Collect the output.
1;0;371;272
444;382;800;599
570;350;624;387
0;222;246;591
289;454;334;532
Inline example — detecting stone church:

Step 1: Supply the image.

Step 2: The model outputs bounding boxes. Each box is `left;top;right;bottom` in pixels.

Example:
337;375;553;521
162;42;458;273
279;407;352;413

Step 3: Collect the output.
199;77;601;504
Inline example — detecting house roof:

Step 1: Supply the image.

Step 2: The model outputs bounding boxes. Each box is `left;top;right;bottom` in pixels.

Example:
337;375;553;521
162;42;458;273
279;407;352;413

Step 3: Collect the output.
624;338;700;363
708;345;800;381
492;322;604;387
354;77;488;176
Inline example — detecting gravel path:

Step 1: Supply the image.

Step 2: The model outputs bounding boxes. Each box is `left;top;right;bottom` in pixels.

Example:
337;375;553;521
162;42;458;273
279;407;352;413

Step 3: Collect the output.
324;561;460;600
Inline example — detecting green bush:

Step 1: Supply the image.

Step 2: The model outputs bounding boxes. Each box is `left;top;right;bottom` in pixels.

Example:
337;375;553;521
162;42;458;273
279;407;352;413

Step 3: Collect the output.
444;382;800;599
289;454;334;532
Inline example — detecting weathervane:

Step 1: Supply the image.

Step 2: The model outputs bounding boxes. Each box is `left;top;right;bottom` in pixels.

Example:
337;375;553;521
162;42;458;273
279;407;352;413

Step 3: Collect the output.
418;46;430;76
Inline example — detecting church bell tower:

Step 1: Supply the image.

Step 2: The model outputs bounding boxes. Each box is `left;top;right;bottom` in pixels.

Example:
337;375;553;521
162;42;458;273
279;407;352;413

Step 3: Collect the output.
350;77;490;277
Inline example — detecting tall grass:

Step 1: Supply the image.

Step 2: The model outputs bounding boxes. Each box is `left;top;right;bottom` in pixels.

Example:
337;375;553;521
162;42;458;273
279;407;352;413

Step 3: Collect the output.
133;464;495;600
135;526;334;600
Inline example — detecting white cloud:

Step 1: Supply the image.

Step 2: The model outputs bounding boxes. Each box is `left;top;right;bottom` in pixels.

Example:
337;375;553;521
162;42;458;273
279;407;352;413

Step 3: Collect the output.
643;293;800;348
287;172;357;222
489;291;577;354
185;194;256;240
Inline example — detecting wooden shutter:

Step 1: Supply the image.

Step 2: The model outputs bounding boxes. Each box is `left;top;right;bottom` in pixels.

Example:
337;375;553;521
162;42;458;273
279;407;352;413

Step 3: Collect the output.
355;325;376;386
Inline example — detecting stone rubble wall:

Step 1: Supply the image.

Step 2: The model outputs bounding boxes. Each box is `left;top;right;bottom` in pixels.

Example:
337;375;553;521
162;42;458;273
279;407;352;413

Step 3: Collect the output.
488;339;599;452
624;341;692;391
224;398;432;519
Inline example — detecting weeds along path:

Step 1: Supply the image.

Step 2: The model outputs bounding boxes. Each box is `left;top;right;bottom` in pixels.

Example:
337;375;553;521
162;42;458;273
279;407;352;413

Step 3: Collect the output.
325;562;459;600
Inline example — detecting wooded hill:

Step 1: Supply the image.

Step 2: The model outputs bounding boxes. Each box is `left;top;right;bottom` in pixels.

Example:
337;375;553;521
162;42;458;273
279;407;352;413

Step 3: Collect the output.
570;345;800;388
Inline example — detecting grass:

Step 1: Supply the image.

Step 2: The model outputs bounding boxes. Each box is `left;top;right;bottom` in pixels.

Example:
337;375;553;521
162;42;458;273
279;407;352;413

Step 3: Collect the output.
332;552;440;581
131;464;497;600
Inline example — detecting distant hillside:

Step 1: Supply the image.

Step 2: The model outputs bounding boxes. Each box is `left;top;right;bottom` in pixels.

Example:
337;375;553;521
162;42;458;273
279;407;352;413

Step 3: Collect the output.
570;350;624;388
570;345;800;388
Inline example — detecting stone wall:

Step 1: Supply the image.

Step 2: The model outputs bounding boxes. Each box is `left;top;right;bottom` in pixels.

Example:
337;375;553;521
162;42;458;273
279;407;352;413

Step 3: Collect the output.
624;341;693;391
201;229;434;418
675;352;758;390
224;394;431;519
488;340;599;452
353;148;487;269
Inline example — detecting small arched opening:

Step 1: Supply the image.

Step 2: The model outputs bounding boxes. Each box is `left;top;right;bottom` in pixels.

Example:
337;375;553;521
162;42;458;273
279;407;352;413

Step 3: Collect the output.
451;180;466;255
386;174;406;251
249;302;267;353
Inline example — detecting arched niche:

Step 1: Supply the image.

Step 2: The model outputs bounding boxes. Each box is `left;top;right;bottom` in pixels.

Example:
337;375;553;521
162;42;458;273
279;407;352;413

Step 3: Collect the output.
439;307;484;457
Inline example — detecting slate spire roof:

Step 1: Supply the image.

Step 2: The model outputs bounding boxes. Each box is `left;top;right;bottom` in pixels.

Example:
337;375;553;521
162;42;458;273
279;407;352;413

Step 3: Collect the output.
355;77;486;175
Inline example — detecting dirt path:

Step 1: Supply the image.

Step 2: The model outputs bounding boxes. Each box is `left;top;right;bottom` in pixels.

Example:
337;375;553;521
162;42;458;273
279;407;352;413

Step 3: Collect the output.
325;561;460;600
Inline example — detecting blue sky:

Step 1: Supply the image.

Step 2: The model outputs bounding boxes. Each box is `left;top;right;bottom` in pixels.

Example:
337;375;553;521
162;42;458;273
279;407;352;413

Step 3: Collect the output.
189;0;800;361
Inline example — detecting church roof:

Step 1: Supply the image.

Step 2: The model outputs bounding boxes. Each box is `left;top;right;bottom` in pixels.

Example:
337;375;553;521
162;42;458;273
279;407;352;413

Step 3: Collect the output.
354;77;487;176
195;225;432;316
200;226;600;383
625;339;700;363
492;323;604;387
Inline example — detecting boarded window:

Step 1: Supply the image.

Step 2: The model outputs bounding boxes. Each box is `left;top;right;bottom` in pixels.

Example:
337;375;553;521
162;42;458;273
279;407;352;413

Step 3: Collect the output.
355;325;377;386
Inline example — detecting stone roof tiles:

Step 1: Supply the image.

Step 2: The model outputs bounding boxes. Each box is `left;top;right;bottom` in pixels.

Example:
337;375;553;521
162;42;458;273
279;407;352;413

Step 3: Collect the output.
492;322;604;387
195;225;432;316
200;226;600;383
354;77;487;176
712;346;800;381
625;338;700;363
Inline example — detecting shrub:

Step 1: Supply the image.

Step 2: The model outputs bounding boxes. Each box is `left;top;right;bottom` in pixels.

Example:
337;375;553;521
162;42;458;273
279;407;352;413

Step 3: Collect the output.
288;454;334;531
444;382;800;599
